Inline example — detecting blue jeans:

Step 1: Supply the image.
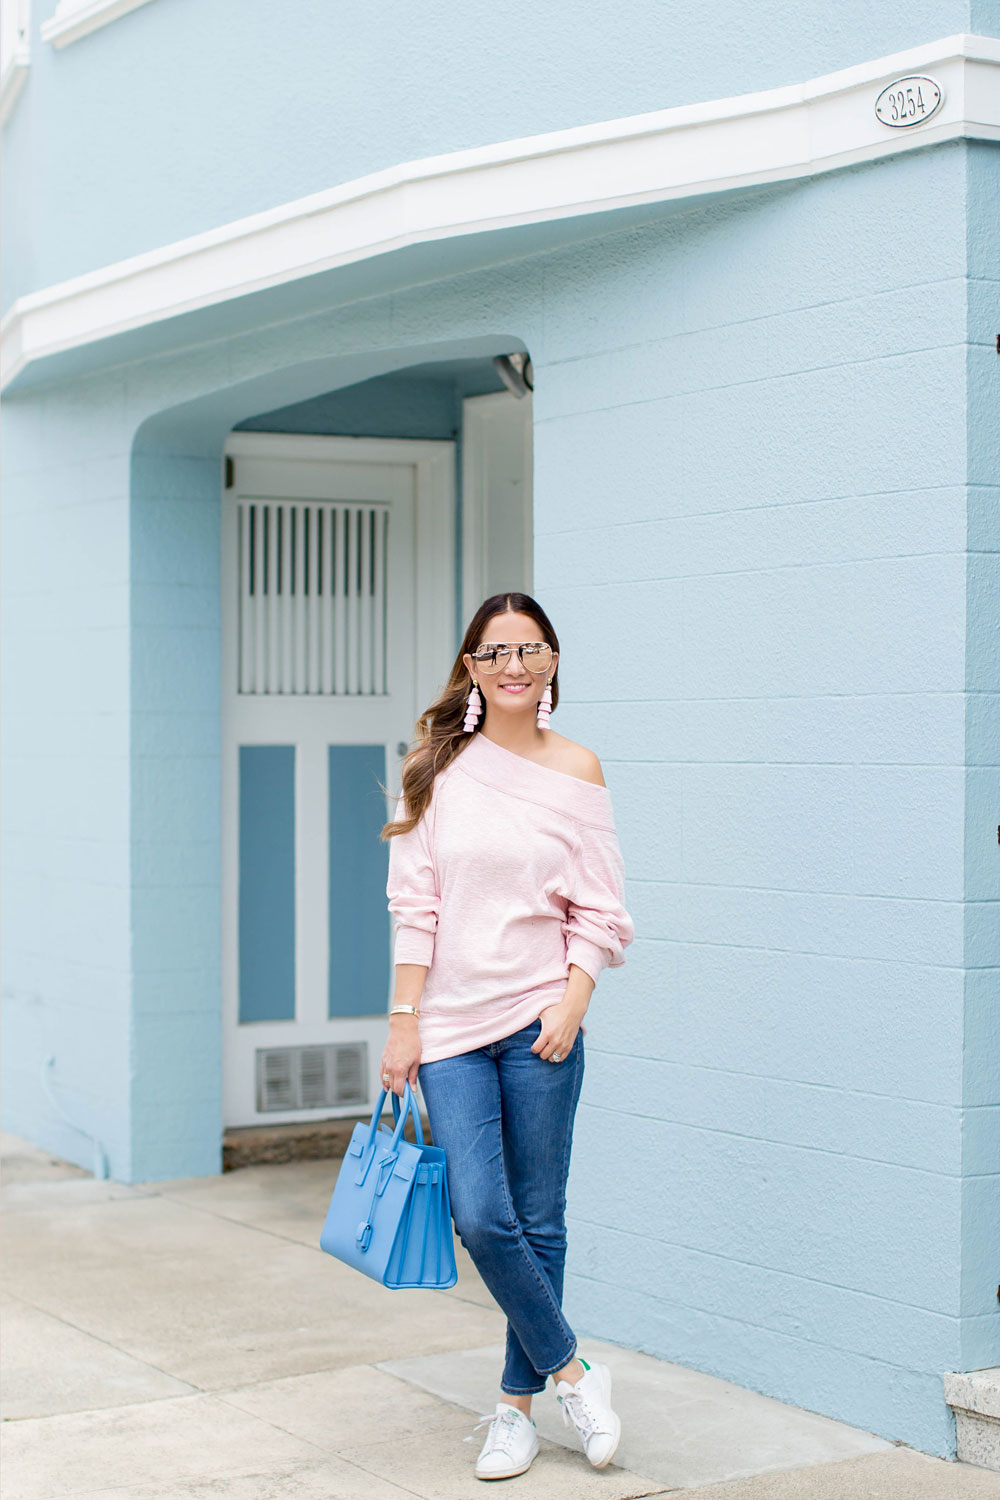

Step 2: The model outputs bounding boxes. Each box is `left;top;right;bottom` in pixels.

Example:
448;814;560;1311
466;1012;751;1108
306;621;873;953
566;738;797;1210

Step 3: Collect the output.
417;1016;585;1395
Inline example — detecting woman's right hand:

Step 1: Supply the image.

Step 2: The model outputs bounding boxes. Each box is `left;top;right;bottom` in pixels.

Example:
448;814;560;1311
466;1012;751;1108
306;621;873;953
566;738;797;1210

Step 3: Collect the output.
380;1017;421;1096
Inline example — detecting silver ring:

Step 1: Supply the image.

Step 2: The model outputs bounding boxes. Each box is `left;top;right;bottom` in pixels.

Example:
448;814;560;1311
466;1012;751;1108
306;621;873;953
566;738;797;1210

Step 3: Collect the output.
551;1051;562;1062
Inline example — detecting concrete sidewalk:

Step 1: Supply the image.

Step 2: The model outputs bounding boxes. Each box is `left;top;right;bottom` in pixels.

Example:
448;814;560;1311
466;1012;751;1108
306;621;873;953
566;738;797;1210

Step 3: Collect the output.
2;1131;998;1500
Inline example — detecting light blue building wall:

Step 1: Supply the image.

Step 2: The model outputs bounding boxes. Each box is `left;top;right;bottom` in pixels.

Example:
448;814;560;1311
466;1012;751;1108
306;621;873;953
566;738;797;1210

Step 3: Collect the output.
1;0;997;1463
543;141;997;1454
3;0;997;309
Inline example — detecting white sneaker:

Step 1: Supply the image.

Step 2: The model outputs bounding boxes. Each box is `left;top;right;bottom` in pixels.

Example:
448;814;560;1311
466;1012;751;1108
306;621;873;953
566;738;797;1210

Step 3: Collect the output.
556;1358;621;1468
470;1401;540;1480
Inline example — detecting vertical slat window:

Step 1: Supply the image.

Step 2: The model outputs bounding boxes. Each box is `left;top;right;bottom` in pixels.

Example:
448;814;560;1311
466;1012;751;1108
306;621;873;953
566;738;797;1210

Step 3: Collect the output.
328;744;391;1018
374;507;387;694
238;745;296;1023
267;503;280;694
345;507;357;696
359;504;372;694
237;498;389;695
308;505;321;695
319;507;333;694
334;507;346;695
238;504;251;693
281;504;294;691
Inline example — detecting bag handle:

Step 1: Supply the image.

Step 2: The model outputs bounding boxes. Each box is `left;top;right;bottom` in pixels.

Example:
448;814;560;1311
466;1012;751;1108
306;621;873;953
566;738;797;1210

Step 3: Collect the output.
389;1080;425;1146
355;1080;424;1188
362;1079;423;1160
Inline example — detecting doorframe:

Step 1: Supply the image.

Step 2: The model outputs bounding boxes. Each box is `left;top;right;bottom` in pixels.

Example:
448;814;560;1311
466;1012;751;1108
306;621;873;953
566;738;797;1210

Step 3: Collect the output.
219;430;456;1125
461;391;533;612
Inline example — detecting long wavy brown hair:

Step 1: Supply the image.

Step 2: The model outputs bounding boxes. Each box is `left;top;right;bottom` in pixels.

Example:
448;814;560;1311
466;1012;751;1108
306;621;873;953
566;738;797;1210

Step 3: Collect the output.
380;592;561;838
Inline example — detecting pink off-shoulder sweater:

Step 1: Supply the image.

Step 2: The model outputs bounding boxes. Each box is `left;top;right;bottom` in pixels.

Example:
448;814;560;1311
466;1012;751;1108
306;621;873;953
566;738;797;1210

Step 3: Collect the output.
385;730;635;1063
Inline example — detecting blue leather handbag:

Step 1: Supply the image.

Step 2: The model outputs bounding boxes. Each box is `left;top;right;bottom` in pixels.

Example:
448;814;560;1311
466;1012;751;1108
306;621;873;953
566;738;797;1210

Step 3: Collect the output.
319;1081;457;1289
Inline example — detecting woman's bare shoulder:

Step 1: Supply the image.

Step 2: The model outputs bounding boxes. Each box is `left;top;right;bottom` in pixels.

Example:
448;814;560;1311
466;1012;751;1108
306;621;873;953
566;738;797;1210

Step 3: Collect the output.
546;732;607;787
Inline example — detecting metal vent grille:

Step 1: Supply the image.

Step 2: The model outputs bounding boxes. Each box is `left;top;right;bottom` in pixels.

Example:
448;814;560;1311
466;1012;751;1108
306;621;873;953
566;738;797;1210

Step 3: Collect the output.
238;499;388;696
255;1042;369;1112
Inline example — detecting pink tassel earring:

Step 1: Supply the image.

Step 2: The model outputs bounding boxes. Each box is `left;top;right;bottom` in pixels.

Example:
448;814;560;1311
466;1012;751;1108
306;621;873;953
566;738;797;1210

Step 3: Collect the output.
463;678;482;733
536;678;553;729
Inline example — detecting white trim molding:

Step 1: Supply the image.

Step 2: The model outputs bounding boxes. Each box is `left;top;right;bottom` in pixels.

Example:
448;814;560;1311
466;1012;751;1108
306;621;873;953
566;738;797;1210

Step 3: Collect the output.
0;0;31;126
3;33;999;386
41;0;155;49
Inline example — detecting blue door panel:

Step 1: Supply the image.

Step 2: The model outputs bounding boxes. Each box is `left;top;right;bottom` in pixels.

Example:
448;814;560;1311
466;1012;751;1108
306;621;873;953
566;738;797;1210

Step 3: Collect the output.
238;745;296;1023
328;743;390;1018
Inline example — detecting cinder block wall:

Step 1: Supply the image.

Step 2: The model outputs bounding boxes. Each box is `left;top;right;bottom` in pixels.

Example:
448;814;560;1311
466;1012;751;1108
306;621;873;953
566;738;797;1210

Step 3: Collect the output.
531;142;979;1456
961;139;1000;1378
0;380;135;1179
129;448;223;1181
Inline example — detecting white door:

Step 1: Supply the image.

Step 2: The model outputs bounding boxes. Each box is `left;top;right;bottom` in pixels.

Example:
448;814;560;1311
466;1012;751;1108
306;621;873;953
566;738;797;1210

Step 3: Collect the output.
221;433;455;1128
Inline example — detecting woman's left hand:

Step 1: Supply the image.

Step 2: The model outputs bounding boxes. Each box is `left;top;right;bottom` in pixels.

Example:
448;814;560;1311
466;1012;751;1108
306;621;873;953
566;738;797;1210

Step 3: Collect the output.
531;993;587;1063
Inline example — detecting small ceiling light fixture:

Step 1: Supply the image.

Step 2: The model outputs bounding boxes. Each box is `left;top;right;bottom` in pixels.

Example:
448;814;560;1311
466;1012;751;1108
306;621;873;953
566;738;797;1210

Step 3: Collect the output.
493;352;534;399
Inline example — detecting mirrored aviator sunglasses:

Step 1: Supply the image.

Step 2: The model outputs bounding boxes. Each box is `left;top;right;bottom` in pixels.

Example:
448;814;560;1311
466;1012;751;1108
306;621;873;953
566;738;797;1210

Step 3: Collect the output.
472;642;553;674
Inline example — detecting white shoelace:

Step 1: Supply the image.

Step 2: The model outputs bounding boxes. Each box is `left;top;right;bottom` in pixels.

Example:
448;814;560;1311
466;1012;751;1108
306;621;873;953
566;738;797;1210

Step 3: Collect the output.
560;1386;603;1443
467;1406;526;1457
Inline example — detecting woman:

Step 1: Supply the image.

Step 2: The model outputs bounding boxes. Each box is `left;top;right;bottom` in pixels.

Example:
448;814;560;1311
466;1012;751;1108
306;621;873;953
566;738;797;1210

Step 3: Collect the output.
380;592;635;1481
